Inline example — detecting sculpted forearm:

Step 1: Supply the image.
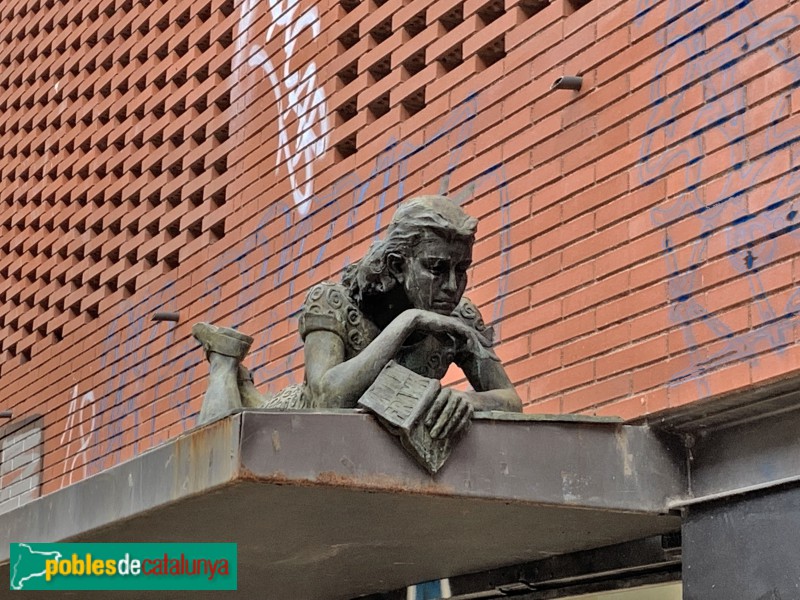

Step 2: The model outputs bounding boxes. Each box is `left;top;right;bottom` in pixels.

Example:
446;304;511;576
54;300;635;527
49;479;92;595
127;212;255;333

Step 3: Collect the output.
464;388;522;412
461;356;523;412
307;312;417;408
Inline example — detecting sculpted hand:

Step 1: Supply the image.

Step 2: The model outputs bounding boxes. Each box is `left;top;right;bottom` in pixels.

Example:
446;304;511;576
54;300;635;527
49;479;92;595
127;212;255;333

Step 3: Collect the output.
424;387;474;439
408;310;496;360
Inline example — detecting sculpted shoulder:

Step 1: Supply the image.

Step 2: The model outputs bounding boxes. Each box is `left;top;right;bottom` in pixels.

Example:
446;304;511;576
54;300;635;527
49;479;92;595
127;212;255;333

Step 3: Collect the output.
298;282;378;355
298;282;351;339
302;282;351;314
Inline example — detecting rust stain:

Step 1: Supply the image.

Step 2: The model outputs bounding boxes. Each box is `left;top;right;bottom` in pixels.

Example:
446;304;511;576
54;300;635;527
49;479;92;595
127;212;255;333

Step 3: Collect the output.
316;470;456;496
237;468;457;497
271;429;281;453
239;469;285;483
172;418;234;497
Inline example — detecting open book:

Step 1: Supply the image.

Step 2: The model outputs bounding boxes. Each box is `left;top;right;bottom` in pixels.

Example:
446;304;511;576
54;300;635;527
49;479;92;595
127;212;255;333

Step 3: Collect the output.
358;361;458;474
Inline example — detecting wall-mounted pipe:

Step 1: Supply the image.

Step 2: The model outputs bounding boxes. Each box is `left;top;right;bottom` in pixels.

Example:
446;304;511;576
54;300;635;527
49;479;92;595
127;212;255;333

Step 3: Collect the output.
0;411;12;419
152;312;180;322
551;76;583;91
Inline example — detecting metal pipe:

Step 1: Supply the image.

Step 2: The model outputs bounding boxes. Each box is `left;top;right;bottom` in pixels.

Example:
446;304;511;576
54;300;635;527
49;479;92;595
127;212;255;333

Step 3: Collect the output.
0;411;12;419
152;311;180;322
551;75;582;91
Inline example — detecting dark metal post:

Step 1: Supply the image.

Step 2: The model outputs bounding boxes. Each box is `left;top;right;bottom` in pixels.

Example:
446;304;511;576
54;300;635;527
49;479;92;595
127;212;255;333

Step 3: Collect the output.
682;485;800;600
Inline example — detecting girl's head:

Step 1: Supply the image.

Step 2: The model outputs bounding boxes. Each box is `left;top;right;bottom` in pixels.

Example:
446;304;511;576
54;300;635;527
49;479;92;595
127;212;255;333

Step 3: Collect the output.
342;195;477;314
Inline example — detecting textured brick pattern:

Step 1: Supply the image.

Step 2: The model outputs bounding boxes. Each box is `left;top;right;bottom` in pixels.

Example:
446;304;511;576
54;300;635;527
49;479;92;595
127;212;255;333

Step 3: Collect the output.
0;0;234;364
327;0;535;157
1;0;799;500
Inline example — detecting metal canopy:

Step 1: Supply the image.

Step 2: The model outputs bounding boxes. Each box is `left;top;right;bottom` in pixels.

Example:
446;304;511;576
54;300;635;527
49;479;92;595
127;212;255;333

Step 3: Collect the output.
635;374;800;508
0;411;684;599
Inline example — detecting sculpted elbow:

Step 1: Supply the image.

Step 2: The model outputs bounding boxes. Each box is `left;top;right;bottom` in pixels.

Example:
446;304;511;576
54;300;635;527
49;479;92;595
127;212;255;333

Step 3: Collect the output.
307;378;352;409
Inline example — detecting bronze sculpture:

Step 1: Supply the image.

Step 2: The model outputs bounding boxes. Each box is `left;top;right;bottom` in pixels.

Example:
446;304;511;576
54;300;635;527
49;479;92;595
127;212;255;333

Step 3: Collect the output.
192;195;522;469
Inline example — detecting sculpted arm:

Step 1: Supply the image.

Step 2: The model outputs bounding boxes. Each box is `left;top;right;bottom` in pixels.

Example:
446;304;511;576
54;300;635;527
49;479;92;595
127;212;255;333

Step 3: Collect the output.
304;309;485;408
460;357;523;412
424;355;522;439
424;305;522;438
302;312;414;408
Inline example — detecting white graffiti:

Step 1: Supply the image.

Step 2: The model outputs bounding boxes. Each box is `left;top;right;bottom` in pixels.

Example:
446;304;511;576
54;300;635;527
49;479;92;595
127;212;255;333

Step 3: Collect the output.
0;424;42;514
239;0;330;216
59;386;96;487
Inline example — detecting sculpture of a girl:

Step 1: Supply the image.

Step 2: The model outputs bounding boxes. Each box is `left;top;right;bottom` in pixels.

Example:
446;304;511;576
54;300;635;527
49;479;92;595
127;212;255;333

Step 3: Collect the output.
192;195;522;439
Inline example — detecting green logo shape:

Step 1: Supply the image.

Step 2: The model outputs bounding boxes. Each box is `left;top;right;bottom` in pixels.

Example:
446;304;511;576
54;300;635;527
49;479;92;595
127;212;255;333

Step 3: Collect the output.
9;543;237;591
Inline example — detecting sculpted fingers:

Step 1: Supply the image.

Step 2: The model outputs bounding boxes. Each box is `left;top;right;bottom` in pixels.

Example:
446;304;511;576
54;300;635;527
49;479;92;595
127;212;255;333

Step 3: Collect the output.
426;388;476;439
441;396;473;439
411;311;497;360
425;387;451;430
414;311;474;339
430;391;460;439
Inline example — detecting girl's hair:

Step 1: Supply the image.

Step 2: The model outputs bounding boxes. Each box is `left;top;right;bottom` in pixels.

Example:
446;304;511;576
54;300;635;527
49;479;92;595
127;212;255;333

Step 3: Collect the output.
341;195;478;306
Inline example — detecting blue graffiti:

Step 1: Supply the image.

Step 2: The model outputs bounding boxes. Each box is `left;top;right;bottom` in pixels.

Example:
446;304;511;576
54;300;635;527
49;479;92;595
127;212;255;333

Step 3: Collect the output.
89;92;512;471
88;280;184;475
636;0;800;394
201;92;512;390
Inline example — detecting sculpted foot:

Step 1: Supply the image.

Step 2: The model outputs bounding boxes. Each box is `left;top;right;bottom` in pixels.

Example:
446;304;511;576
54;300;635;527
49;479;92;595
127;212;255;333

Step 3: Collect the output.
192;323;254;424
238;365;273;408
192;323;253;360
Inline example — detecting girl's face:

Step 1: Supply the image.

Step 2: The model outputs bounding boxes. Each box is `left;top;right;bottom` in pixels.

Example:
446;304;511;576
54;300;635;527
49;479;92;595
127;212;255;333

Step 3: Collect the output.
398;232;472;315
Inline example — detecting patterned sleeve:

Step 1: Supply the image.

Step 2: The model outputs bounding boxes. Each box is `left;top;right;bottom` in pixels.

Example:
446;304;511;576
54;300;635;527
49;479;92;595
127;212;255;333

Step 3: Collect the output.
297;283;350;342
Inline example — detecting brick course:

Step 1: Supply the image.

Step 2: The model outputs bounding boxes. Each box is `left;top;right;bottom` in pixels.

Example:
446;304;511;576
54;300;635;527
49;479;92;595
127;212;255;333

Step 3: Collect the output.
1;0;799;505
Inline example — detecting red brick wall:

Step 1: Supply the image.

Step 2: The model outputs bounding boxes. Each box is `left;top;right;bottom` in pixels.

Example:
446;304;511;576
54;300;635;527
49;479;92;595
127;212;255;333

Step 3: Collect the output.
1;0;799;504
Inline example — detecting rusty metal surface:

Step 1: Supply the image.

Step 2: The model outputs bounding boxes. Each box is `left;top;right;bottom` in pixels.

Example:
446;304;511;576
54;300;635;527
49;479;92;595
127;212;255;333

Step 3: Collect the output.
0;411;685;599
238;410;686;513
668;399;800;507
472;410;622;423
682;485;800;600
0;414;241;562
